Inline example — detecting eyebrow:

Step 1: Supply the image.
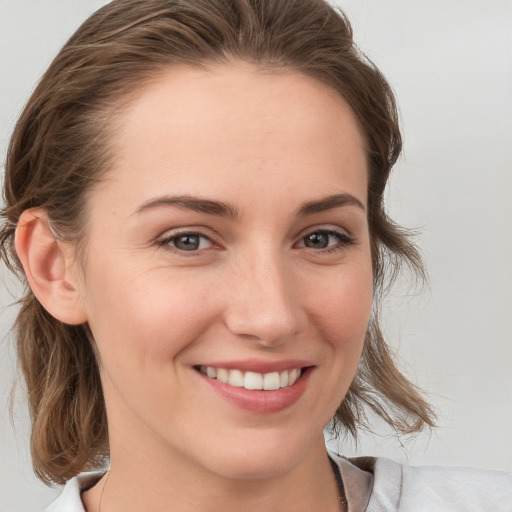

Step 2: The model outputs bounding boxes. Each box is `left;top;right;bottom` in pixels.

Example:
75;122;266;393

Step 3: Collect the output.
134;195;239;218
134;192;365;218
297;193;365;216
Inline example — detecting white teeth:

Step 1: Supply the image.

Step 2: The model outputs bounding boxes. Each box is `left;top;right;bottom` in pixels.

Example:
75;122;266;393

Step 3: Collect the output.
289;368;300;386
244;371;263;390
217;368;229;383
228;369;244;387
200;366;303;390
263;372;280;390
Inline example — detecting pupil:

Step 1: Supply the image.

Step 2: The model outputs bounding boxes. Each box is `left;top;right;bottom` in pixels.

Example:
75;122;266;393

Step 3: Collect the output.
305;232;328;249
175;235;199;250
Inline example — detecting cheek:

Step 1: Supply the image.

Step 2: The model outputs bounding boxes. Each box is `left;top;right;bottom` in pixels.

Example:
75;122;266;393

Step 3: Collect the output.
82;260;219;371
307;261;373;356
297;259;373;422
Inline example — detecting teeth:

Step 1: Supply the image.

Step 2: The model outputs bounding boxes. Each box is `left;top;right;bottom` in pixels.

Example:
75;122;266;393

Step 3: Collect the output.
217;368;229;383
244;371;263;390
228;369;244;387
200;366;303;390
289;368;300;386
263;372;280;390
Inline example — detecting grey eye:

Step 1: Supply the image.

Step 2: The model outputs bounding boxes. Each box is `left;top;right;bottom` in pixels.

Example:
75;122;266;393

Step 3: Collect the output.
303;232;332;249
173;234;201;251
166;233;212;251
298;229;354;251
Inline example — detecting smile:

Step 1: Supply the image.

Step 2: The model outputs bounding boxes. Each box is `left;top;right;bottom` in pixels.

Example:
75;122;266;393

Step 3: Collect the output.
199;366;302;391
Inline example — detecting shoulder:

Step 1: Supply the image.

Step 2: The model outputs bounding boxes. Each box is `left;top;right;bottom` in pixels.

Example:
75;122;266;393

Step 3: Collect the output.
331;452;512;511
394;460;512;511
43;471;104;512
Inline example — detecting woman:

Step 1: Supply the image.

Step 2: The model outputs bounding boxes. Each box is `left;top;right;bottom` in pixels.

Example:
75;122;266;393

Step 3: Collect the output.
1;0;510;510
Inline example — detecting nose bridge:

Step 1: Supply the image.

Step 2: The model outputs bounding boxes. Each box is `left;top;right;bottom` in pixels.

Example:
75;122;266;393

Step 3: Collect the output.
225;240;301;344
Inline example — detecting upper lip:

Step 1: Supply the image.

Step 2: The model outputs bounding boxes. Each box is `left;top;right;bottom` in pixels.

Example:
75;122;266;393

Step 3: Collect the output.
195;359;314;374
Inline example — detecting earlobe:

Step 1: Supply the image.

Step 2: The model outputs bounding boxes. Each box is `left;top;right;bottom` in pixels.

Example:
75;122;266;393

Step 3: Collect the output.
14;209;88;325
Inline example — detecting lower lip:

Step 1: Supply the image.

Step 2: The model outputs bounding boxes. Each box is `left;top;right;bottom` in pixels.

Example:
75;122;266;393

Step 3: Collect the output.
197;367;313;414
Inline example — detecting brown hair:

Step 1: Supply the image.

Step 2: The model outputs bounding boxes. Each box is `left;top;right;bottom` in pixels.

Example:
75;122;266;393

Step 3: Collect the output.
0;0;435;485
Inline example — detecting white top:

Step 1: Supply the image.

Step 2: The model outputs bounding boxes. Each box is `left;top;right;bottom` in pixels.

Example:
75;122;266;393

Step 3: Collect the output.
43;453;512;511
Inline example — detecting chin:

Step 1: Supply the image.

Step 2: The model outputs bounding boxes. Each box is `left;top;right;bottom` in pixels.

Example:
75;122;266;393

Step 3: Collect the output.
206;453;302;481
192;429;323;481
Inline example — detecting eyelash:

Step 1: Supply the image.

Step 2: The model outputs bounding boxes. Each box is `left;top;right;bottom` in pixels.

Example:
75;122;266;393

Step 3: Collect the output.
296;229;355;254
156;230;215;254
156;228;355;255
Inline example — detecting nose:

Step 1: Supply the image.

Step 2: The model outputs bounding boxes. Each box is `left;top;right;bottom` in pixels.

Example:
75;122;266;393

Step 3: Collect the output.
223;248;304;346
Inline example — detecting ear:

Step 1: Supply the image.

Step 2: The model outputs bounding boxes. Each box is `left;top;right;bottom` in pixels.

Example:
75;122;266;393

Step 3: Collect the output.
15;209;88;325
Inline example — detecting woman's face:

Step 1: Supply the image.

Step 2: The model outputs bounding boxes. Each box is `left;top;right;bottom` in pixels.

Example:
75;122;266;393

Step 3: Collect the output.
77;62;373;480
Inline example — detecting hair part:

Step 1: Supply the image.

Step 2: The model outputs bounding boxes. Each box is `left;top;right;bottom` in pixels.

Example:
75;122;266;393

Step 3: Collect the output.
1;0;435;485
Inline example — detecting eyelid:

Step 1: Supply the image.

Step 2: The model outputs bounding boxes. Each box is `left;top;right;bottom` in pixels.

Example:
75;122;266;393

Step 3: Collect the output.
156;225;219;241
294;225;356;251
156;227;221;253
295;224;353;241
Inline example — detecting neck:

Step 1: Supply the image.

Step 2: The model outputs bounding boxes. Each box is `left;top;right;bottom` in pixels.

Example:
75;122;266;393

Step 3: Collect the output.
83;437;341;512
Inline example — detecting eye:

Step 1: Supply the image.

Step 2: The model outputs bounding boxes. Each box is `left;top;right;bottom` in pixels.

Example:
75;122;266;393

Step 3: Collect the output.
296;229;354;251
159;232;213;252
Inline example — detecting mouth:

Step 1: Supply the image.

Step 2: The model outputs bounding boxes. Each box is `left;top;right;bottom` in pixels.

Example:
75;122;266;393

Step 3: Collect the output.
197;366;303;391
194;362;313;413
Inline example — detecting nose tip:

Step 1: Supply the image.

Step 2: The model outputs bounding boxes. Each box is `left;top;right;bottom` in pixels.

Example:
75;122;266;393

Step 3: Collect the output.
227;306;299;346
223;260;302;346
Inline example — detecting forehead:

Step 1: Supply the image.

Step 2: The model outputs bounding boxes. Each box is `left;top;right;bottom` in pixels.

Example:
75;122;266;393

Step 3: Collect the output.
98;62;367;212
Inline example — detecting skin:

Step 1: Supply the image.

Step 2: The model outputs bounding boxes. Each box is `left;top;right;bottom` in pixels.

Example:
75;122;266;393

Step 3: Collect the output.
19;62;374;511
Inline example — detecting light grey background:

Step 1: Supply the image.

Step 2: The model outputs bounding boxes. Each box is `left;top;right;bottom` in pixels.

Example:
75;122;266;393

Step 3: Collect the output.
1;1;511;510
